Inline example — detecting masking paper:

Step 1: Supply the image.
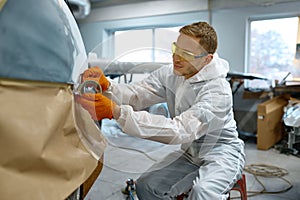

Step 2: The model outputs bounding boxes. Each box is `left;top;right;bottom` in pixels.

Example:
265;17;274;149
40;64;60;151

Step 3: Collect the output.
0;79;106;200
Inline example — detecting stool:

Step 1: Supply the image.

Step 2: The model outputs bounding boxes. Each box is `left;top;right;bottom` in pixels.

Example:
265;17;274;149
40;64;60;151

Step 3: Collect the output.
176;174;247;200
227;174;247;200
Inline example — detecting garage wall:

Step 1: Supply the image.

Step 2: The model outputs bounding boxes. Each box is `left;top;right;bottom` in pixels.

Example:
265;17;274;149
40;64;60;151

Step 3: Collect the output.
78;1;300;73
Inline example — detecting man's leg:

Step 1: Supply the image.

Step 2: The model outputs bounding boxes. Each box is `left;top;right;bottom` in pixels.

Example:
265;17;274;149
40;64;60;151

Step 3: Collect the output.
136;151;199;200
188;145;245;200
136;145;245;200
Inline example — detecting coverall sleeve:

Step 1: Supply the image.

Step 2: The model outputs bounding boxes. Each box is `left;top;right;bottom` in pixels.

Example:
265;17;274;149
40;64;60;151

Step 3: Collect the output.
115;78;234;145
107;66;168;111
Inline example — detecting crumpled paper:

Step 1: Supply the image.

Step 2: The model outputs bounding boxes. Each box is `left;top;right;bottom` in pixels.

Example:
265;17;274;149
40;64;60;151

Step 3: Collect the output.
0;78;106;200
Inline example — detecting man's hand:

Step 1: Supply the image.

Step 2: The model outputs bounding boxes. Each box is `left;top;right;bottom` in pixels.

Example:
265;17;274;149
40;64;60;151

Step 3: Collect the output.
81;66;110;92
75;93;116;121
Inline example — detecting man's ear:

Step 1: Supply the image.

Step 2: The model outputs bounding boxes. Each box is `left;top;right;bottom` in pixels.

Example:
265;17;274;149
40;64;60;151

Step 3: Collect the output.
204;54;213;65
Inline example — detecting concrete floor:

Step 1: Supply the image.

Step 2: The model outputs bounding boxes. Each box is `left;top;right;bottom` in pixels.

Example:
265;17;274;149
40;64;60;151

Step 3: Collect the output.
84;119;300;200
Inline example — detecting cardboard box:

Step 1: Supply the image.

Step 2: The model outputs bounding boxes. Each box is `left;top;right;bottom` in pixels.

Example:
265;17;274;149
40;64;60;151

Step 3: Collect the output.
257;95;289;150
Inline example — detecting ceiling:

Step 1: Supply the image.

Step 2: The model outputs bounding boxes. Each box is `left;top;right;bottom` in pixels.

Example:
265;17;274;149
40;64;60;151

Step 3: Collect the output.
69;0;300;19
89;0;300;9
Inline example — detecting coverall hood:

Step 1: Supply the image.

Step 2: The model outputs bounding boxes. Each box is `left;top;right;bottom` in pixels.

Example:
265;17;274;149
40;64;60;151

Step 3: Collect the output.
188;53;230;83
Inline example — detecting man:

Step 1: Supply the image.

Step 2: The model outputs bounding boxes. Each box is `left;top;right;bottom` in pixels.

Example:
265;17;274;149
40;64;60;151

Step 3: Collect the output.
76;21;245;199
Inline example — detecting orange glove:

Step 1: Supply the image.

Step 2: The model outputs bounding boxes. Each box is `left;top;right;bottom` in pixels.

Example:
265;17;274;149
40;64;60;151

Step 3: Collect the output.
75;93;116;121
81;66;110;92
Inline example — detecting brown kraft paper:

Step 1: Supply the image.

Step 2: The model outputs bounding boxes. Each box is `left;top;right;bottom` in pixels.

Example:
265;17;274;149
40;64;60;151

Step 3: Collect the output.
0;78;106;200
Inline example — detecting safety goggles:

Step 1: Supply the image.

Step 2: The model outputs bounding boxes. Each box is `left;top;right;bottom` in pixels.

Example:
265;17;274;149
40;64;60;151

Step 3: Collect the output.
172;42;208;61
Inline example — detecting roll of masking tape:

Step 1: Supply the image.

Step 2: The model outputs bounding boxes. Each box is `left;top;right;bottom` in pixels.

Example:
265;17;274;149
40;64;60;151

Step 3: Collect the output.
77;80;102;95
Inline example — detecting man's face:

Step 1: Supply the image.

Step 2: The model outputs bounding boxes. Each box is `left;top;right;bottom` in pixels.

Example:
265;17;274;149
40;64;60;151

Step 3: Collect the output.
172;33;211;79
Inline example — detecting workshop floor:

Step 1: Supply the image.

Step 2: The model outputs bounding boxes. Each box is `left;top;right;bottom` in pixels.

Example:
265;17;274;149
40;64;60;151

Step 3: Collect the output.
84;120;300;200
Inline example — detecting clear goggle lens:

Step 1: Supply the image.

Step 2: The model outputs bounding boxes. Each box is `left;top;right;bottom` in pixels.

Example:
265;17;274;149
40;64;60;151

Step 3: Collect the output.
172;42;208;61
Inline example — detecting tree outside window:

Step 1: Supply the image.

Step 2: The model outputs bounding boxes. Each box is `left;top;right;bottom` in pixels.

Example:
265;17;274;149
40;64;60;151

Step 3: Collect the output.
249;17;299;88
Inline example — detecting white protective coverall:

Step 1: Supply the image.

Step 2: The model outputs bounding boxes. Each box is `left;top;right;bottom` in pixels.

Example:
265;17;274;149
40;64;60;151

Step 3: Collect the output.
107;54;245;200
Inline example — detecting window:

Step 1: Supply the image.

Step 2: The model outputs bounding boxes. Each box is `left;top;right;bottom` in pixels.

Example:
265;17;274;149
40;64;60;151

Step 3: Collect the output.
113;27;180;83
114;27;180;63
248;17;299;88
